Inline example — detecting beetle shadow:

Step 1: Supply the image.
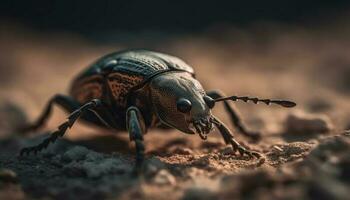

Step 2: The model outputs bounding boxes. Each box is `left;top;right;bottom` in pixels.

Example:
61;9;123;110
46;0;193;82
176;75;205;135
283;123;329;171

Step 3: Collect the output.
147;137;193;156
8;130;132;156
73;133;132;154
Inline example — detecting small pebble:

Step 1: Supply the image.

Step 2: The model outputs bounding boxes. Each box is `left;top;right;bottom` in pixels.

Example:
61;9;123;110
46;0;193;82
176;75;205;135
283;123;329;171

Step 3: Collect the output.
152;169;176;186
256;157;266;166
172;147;193;155
0;169;18;183
285;111;334;134
273;145;283;152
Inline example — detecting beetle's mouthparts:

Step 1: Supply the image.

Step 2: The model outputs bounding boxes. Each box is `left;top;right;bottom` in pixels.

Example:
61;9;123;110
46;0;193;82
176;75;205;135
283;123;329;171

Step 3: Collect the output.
189;117;214;140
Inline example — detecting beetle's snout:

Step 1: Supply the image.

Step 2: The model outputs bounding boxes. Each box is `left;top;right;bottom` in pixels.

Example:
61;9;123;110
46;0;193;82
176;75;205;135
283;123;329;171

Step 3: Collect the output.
189;117;214;140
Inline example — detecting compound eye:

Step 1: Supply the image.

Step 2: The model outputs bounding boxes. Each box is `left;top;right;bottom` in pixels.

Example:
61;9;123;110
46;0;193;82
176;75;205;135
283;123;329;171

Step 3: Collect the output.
176;98;192;113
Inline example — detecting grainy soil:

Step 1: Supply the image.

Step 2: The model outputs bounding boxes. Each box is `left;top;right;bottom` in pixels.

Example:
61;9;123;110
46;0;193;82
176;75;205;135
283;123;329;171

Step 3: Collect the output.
0;23;350;200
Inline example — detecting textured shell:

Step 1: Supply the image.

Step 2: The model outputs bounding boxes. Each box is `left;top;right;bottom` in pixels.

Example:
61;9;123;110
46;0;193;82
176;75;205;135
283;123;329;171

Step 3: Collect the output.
75;50;194;80
70;50;195;104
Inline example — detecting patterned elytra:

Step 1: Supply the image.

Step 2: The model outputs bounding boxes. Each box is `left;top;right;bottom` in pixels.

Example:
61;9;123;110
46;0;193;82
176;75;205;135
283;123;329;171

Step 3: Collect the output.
70;50;195;106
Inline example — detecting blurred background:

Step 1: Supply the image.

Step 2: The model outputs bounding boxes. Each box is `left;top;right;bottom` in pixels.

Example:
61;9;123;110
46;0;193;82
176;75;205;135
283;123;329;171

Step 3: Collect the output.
1;2;350;199
0;0;350;139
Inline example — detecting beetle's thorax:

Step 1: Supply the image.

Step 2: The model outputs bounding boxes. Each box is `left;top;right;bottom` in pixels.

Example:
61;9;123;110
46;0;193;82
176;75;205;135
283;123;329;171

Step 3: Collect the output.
149;72;213;136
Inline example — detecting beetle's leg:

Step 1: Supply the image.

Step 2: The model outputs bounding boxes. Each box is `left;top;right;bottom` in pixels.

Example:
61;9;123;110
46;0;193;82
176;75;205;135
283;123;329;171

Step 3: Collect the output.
19;94;110;132
212;115;261;159
207;90;261;141
19;94;81;133
126;106;146;173
20;99;102;156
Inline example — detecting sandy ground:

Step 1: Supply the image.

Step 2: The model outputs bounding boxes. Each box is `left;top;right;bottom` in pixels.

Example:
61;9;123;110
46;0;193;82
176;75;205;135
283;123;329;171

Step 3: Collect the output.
0;22;350;199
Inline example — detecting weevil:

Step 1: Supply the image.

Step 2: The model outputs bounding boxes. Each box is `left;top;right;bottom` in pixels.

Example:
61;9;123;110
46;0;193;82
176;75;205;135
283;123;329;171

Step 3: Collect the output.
19;49;296;171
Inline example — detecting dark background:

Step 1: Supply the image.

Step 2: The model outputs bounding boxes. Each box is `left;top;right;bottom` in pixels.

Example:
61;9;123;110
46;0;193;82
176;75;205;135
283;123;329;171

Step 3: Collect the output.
1;0;350;34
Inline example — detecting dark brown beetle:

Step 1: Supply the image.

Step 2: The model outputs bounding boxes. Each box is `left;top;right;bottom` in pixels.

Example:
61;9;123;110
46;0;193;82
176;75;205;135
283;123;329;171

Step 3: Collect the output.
20;50;296;171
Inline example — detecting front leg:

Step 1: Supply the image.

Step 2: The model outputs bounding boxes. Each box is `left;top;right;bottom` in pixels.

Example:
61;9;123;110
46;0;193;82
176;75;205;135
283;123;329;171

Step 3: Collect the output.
126;106;146;173
212;116;261;158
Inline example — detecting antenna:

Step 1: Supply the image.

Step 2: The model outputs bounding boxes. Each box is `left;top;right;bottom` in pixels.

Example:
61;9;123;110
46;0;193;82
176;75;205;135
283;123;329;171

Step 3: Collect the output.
214;95;296;108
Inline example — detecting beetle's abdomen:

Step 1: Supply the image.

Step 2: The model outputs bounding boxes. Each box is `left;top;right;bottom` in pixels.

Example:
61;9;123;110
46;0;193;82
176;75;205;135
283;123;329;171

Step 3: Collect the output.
70;75;104;104
70;71;144;106
107;72;143;106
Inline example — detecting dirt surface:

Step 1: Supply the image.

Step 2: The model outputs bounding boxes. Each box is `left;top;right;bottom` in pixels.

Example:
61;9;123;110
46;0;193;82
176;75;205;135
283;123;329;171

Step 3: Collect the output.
1;22;350;200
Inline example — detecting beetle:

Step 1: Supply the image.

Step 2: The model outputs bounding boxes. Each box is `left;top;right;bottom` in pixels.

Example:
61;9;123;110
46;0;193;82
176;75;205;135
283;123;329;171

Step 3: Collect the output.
19;49;296;171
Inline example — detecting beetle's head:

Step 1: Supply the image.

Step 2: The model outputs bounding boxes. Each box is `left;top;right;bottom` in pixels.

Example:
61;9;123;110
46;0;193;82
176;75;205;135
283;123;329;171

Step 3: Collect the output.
150;72;214;139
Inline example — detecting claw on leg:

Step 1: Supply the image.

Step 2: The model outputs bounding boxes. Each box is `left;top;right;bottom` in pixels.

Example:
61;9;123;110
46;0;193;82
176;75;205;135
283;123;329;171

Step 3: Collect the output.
228;139;261;159
212;115;262;159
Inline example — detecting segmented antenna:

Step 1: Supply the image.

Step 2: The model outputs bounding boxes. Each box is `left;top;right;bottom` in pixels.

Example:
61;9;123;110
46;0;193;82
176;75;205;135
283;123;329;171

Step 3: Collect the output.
214;95;296;108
